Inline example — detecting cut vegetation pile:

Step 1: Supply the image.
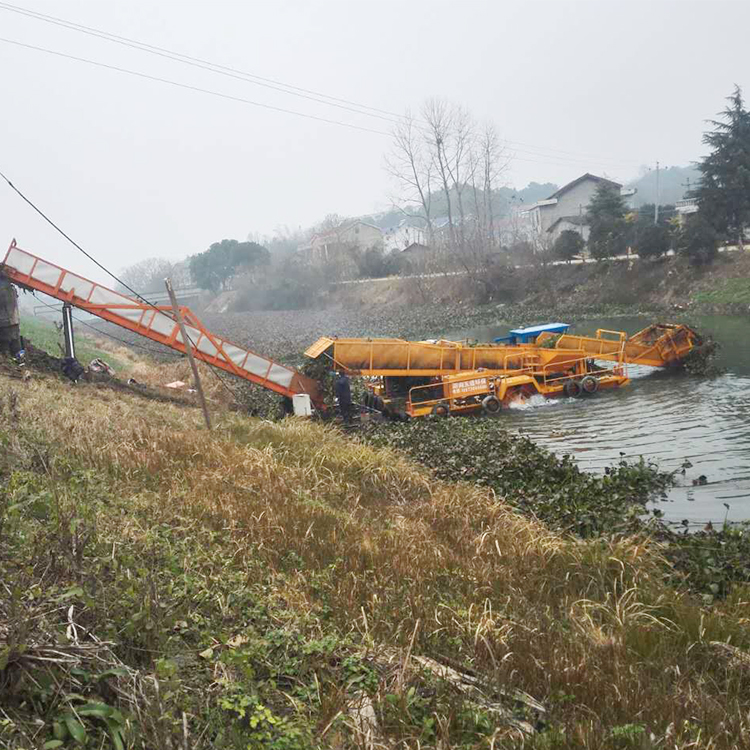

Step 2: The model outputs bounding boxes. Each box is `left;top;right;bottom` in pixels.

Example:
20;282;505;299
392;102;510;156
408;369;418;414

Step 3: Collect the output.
2;365;750;749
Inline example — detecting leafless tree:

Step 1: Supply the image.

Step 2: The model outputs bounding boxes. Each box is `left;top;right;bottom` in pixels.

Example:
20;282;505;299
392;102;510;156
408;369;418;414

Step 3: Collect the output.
422;98;459;247
384;112;435;240
385;99;511;294
118;257;190;294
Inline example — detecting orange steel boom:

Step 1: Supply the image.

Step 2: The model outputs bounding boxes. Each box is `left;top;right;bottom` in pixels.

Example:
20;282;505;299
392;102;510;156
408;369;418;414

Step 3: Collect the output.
1;241;324;407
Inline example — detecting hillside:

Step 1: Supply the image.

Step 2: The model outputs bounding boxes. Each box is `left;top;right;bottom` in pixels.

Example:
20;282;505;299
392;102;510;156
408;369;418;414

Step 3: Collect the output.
628;164;700;205
332;250;750;312
1;338;750;748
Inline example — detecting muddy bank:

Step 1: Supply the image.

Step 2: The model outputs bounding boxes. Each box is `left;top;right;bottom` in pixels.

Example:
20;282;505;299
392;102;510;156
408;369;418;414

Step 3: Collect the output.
331;252;750;315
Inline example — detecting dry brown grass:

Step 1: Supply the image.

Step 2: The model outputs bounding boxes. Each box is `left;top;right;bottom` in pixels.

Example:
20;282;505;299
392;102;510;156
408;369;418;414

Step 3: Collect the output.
2;370;750;748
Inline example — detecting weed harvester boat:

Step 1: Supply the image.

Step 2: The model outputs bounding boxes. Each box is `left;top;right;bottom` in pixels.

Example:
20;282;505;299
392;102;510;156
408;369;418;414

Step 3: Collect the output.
2;241;703;421
304;321;703;418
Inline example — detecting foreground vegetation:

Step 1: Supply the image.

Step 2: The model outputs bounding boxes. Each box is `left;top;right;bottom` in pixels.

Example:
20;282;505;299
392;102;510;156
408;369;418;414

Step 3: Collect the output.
2;360;750;749
361;419;750;601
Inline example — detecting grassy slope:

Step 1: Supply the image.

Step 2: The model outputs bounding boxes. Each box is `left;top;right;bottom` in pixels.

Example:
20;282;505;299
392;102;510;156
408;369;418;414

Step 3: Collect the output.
1;371;750;749
333;252;750;311
19;317;133;374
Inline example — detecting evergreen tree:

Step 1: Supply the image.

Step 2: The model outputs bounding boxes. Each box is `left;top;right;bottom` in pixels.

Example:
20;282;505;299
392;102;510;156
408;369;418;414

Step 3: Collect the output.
587;183;628;260
676;214;718;266
695;86;750;248
553;229;585;262
635;224;670;260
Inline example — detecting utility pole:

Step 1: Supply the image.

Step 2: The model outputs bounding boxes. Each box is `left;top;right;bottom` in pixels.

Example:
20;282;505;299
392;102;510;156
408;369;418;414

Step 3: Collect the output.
654;161;660;225
165;278;212;430
62;303;76;359
681;177;693;200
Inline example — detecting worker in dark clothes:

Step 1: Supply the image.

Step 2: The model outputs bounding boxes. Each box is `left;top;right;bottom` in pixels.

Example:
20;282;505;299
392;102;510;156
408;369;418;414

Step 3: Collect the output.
334;371;352;423
0;273;22;357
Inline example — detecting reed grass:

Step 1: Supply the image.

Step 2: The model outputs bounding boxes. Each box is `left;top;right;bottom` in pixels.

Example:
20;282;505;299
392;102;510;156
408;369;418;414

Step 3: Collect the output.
1;370;749;748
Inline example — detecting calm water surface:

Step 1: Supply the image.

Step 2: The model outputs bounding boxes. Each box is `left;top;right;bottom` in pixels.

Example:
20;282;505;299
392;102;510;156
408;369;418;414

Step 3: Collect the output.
448;315;750;526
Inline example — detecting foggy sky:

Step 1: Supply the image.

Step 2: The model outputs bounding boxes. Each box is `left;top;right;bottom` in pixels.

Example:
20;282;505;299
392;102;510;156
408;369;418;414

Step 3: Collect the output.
1;0;747;283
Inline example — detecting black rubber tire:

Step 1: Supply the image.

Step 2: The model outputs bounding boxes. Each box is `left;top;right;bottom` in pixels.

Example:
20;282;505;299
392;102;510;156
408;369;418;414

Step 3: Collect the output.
563;379;582;398
580;375;599;395
431;402;450;417
482;395;502;414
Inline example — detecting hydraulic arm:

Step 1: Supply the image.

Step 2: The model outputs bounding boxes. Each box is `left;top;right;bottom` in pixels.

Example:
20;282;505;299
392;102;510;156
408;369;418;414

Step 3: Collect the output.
538;324;702;368
1;241;324;407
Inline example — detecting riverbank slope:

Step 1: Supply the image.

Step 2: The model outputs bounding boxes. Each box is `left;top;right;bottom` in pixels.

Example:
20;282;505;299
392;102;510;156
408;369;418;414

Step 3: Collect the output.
332;252;750;314
1;358;749;748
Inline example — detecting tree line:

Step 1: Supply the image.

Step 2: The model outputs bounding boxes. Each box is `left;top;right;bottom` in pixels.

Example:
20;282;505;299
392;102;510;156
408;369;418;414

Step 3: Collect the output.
117;86;750;309
555;85;750;265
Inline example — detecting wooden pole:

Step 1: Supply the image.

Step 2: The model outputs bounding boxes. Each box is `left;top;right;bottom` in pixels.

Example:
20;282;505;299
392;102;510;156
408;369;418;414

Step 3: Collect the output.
165;278;212;430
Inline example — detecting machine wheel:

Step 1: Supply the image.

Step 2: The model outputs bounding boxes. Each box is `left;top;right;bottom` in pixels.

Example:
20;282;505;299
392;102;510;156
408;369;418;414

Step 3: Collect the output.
563;379;582;398
482;395;502;414
580;375;599;395
431;402;450;417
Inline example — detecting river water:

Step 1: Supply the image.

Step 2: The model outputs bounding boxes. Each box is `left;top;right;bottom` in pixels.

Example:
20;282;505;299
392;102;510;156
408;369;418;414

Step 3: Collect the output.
449;315;750;526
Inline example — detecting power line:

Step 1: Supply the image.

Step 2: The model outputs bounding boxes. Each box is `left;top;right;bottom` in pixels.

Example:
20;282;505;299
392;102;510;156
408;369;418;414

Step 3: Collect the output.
0;166;160;305
0;35;643;174
0;0;410;124
0;2;644;168
0;1;405;127
0;37;393;137
0;167;240;401
30;291;173;354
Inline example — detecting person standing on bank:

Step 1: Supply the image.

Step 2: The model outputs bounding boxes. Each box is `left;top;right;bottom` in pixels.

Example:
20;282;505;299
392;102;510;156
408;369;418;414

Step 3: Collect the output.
334;371;352;423
0;273;21;357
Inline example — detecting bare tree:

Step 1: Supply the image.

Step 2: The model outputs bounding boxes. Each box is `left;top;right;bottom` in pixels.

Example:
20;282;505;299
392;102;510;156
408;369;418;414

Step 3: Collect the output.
422;98;458;247
481;123;508;249
439;103;475;249
118;257;190;294
385;99;511;294
384;112;435;240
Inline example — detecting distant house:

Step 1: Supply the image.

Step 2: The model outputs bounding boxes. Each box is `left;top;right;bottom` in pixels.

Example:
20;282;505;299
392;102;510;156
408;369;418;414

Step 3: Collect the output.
526;173;637;245
298;220;384;263
675;199;699;226
383;216;429;252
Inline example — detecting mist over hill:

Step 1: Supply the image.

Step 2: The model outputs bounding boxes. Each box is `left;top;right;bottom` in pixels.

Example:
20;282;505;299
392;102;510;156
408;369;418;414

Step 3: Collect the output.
628;165;700;205
360;166;700;231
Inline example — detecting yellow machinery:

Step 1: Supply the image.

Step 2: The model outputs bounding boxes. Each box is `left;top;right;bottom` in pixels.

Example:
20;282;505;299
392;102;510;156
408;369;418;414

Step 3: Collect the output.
541;323;701;368
305;323;702;418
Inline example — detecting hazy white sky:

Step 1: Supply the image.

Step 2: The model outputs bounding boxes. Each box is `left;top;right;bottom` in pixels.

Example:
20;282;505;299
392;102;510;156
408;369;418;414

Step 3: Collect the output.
1;0;747;281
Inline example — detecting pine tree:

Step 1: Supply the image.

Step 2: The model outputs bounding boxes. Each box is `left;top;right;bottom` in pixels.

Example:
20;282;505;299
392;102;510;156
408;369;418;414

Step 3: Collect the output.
553;229;584;262
586;183;628;260
635;224;670;260
695;86;750;249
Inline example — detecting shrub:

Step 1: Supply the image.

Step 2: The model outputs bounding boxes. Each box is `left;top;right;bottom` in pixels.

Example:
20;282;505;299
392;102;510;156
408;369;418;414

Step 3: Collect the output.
553;229;585;262
676;213;718;266
635;224;670;260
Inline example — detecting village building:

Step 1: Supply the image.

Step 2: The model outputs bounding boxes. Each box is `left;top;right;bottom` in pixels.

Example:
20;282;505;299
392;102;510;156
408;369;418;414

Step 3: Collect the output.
383;217;429;252
525;173;637;244
298;220;383;263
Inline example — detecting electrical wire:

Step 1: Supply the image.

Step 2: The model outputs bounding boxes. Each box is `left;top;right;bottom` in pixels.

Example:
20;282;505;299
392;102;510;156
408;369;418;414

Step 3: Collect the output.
0;37;393;137
0;0;410;124
0;167;240;401
0;2;645;168
0;31;642;173
30;291;174;354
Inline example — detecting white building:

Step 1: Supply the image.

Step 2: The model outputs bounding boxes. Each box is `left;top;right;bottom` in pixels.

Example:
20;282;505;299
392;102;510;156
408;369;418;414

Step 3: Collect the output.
526;173;637;245
298;220;384;263
383;217;429;252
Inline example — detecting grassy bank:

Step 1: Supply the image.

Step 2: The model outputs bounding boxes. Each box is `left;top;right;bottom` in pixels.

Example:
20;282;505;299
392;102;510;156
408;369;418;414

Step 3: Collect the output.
2;367;750;748
19;317;135;375
331;252;750;314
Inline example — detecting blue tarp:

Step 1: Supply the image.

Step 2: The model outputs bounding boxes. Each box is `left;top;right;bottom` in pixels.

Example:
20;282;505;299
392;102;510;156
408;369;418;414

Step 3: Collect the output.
494;323;570;345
